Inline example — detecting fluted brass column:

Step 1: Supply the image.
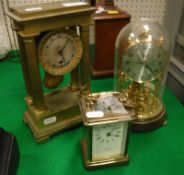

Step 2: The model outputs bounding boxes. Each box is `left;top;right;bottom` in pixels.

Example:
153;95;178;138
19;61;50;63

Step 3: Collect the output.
23;36;46;110
70;66;80;91
17;35;33;103
80;25;91;94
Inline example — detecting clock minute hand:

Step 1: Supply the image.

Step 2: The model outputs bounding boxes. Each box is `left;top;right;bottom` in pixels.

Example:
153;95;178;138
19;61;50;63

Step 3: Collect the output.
58;39;70;56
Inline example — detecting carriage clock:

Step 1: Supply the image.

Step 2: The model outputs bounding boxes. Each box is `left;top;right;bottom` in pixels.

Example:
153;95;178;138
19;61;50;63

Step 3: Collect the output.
6;1;95;142
114;18;170;132
79;91;135;169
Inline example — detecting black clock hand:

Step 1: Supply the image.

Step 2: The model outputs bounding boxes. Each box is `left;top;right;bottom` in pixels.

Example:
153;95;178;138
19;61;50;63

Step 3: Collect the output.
58;39;70;64
145;63;154;75
58;56;65;65
61;38;70;52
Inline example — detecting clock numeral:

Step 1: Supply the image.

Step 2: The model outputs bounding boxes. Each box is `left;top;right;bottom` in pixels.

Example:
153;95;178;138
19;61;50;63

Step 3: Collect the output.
115;134;120;138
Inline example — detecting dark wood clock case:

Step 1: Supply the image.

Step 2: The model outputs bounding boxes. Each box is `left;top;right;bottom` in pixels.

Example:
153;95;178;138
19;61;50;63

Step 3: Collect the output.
91;0;131;78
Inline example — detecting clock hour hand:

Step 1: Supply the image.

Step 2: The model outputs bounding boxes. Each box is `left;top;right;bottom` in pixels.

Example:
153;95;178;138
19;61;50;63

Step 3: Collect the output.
58;38;70;65
58;50;65;65
145;63;154;75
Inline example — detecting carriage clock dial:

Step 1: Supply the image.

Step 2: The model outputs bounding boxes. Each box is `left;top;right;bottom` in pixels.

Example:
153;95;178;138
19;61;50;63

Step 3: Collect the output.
39;29;83;76
122;42;166;83
92;122;128;161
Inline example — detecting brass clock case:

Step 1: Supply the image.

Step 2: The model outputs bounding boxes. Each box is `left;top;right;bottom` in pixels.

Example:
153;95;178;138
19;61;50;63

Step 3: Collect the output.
39;29;83;76
79;92;135;169
7;1;96;142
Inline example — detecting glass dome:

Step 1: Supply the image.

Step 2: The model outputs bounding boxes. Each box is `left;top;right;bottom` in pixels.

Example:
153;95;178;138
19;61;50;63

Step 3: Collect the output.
114;18;170;130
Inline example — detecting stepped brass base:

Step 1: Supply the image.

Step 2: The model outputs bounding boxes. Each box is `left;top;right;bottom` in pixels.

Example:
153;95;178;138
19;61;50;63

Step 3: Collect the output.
132;106;166;132
24;88;82;143
80;140;129;170
24;112;81;143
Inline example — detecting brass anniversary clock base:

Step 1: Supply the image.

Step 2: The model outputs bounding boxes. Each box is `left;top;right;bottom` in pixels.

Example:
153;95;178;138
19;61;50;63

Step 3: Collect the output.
132;107;166;132
24;88;81;142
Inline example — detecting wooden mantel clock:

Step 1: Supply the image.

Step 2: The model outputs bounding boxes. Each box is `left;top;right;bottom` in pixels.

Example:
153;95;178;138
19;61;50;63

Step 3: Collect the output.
6;1;95;142
91;0;130;78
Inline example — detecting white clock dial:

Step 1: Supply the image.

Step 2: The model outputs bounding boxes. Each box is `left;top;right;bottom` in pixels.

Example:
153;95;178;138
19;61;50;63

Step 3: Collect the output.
122;43;166;83
42;33;74;68
39;29;83;76
92;122;128;161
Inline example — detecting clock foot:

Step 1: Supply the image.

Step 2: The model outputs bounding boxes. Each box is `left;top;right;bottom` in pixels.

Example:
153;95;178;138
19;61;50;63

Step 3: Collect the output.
24;111;82;143
132;107;166;132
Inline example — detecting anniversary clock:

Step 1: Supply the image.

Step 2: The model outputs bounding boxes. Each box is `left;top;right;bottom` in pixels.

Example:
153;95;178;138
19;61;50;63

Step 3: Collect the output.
79;92;135;169
114;18;170;131
7;1;95;142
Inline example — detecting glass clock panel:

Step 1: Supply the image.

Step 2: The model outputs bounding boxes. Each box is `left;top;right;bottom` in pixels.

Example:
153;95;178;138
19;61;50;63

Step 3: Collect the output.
92;122;128;161
42;33;74;68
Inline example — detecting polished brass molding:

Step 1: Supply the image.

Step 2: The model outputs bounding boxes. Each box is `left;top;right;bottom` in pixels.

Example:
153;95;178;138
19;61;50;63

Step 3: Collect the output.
24;112;81;143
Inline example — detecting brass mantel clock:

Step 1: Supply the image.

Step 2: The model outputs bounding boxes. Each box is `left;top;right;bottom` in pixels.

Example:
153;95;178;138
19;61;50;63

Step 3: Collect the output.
6;1;95;142
79;92;135;169
114;18;170;132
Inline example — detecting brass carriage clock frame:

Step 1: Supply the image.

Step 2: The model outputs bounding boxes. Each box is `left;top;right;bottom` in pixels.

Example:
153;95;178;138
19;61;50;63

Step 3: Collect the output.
6;1;95;142
79;91;135;169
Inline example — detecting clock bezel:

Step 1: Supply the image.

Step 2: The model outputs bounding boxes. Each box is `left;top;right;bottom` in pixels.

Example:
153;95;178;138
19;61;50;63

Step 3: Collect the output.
39;28;83;76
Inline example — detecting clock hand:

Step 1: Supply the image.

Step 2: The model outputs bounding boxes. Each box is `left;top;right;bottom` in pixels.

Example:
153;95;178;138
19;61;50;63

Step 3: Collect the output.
137;48;144;62
58;38;70;65
59;56;65;65
61;38;70;52
145;63;154;75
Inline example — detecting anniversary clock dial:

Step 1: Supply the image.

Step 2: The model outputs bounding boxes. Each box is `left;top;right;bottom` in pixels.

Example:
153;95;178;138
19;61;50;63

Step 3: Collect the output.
122;42;166;83
39;29;83;76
